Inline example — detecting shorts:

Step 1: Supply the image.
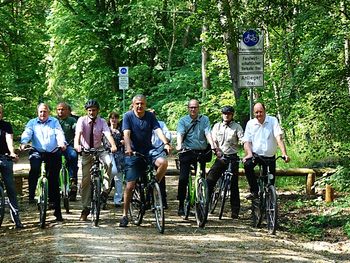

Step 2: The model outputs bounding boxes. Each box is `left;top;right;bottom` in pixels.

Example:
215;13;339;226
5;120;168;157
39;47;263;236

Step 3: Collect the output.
124;155;147;182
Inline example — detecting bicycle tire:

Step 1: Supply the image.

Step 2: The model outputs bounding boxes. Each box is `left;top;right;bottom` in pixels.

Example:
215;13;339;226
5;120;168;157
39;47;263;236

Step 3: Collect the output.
0;185;5;227
91;177;101;227
61;167;70;214
209;177;222;214
195;177;209;228
218;178;230;220
252;192;263;228
39;178;48;229
152;182;165;234
266;185;278;234
129;182;145;225
184;182;191;220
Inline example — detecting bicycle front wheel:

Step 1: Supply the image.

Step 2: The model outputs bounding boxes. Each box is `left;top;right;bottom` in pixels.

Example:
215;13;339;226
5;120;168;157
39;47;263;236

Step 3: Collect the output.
60;168;70;214
218;178;230;220
266;185;278;234
91;177;101;227
151;182;165;234
252;193;263;228
195;177;209;228
209;177;222;214
129;182;145;225
0;185;5;227
39;178;48;229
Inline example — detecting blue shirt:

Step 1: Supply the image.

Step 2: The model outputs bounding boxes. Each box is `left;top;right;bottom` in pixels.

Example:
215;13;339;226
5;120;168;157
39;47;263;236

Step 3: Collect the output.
177;114;211;150
122;111;160;155
21;117;66;152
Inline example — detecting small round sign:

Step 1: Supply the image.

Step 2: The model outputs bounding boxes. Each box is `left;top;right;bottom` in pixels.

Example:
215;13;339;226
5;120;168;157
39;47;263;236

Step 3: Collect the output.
120;67;128;75
243;30;259;47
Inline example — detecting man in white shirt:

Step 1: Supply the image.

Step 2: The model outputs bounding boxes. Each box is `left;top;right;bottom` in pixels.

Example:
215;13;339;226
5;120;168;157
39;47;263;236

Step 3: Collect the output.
242;103;290;199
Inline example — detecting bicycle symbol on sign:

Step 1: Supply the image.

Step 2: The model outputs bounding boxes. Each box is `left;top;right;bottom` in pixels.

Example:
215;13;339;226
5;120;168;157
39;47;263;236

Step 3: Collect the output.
243;30;259;47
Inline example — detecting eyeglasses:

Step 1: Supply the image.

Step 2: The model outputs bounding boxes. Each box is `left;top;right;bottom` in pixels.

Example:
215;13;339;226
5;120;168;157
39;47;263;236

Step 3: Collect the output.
188;106;198;109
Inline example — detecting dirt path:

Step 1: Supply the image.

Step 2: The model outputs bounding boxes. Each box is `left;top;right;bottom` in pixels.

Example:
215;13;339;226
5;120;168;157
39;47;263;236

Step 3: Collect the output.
0;158;349;262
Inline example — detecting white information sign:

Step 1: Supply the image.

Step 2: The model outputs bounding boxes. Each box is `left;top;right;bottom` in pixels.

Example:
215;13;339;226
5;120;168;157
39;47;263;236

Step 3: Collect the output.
239;29;264;53
239;74;264;88
239;54;264;73
119;66;129;90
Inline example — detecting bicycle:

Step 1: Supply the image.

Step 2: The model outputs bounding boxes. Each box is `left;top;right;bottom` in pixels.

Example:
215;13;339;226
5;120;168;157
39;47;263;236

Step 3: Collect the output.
0;154;19;227
251;155;285;234
128;151;165;234
59;154;70;213
209;155;240;220
178;148;209;228
82;147;106;227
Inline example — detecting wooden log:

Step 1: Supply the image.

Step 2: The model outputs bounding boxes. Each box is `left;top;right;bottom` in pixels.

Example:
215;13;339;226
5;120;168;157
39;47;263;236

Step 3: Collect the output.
306;173;316;195
325;184;334;203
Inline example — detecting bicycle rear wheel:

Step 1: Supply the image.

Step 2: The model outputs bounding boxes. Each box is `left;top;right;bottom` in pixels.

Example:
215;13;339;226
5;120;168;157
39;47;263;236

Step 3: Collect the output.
39;178;48;229
195;177;209;228
209;177;222;214
151;182;164;234
266;185;278;234
60;168;70;214
91;177;101;227
129;182;145;225
0;185;5;227
218;178;230;220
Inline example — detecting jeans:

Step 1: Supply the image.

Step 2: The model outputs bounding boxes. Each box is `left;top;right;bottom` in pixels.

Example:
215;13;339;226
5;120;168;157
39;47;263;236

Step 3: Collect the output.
206;155;240;213
28;150;61;212
0;158;19;213
62;145;78;182
110;152;124;205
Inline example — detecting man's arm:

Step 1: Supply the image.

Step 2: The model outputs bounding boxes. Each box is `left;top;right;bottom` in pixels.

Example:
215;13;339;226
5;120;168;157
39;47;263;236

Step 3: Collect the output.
123;129;132;155
243;141;253;162
276;134;290;162
74;131;82;152
20;120;33;150
5;132;18;162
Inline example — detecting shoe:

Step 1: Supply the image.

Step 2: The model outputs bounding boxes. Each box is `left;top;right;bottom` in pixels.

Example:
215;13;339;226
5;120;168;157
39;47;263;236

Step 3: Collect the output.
114;203;122;208
231;212;239;219
119;216;129;227
245;193;259;200
12;214;24;229
178;205;185;216
69;182;78;201
80;208;90;221
54;210;64;222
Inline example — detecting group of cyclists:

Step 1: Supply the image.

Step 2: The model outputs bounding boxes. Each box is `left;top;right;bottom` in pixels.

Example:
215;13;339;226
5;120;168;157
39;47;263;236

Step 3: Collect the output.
0;94;289;229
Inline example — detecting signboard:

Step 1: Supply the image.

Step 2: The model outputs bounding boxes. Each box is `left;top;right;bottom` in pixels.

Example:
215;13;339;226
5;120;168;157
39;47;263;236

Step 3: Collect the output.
239;74;264;87
239;29;264;53
119;66;129;90
238;54;264;73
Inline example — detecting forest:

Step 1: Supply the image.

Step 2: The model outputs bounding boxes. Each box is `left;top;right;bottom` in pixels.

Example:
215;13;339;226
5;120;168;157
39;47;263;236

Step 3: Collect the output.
1;0;350;166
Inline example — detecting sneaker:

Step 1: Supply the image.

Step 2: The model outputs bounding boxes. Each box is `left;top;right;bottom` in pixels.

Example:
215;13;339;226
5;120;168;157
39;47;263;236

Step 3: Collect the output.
245;193;259;200
80;208;90;221
119;216;129;227
54;210;64;222
178;205;185;216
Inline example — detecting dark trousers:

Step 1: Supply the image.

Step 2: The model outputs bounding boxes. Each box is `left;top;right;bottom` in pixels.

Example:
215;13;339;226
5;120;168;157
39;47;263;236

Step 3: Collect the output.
28;150;62;213
0;158;19;215
244;155;276;194
206;155;240;214
177;152;206;205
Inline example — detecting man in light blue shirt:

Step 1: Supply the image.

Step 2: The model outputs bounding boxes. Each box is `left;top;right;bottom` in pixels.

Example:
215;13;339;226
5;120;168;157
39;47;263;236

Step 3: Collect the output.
176;99;215;216
20;103;66;221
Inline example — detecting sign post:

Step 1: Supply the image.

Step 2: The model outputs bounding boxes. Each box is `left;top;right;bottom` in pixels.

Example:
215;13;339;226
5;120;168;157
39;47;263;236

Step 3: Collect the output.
238;29;264;119
119;66;129;113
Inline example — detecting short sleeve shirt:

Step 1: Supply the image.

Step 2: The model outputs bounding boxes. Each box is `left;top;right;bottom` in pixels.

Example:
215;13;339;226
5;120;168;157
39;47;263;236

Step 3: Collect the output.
211;121;243;155
242;115;283;157
0;120;13;155
122;111;160;155
177;114;211;150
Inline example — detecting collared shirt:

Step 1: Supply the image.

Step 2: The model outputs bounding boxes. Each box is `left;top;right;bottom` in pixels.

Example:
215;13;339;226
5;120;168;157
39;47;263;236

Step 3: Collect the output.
75;116;111;149
242;115;283;157
150;120;172;157
212;121;243;155
177;114;211;150
21;117;66;152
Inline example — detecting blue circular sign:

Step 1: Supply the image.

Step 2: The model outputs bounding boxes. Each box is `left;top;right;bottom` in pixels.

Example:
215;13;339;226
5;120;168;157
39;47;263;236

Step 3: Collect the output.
243;30;259;47
120;67;128;74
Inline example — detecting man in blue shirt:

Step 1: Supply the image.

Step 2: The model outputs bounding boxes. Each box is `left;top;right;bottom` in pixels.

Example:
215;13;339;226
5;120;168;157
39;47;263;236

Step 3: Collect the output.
20;103;66;221
119;95;171;227
176;99;215;216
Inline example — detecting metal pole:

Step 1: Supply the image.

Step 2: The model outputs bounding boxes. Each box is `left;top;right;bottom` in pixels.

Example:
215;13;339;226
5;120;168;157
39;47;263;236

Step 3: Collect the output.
123;89;126;114
250;87;254;119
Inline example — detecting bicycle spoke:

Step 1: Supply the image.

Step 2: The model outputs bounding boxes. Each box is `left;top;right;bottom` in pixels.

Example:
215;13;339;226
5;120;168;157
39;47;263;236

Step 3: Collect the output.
195;178;208;228
129;183;144;226
266;185;278;234
152;182;164;234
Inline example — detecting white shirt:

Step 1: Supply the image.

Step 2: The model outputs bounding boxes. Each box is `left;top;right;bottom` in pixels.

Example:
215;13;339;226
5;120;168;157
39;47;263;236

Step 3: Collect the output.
242;115;283;157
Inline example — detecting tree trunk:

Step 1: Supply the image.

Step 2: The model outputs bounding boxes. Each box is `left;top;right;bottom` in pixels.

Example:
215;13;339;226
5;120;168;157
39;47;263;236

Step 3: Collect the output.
201;23;210;98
